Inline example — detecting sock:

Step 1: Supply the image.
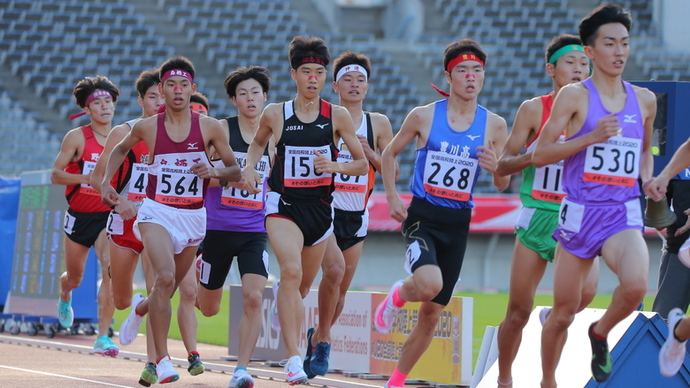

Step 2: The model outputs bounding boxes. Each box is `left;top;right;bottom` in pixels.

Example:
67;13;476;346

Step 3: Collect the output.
235;365;247;375
590;323;606;341
389;367;408;387
189;351;199;358
673;319;686;343
392;287;405;308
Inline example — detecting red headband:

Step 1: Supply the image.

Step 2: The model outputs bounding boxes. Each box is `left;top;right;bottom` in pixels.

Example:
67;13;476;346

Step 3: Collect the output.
446;53;484;73
161;69;194;83
295;56;327;69
68;89;113;120
190;103;207;113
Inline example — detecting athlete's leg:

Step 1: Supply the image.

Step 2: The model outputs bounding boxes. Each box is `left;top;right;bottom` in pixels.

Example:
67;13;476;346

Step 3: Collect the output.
109;240;140;310
198;286;224;317
497;239;547;386
595;229;648;336
331;240;364;327
60;235;91;301
177;264;199;355
398;264;443;304
266;217;306;357
396;301;445;373
313;234;345;344
236;273;268;368
540;244;594;388
93;229;116;336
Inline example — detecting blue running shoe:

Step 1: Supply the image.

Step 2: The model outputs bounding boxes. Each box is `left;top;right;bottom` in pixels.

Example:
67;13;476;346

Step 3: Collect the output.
309;341;331;376
303;327;315;378
57;294;74;329
93;335;119;357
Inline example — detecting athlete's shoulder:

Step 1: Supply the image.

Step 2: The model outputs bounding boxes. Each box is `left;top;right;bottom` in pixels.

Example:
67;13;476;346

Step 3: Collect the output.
369;111;392;129
631;83;656;105
485;109;507;131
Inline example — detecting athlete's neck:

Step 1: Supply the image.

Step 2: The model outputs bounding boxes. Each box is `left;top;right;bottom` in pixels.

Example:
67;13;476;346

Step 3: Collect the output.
447;95;478;116
89;121;111;135
165;105;192;124
294;96;319;112
339;99;364;128
590;72;625;99
238;114;259;134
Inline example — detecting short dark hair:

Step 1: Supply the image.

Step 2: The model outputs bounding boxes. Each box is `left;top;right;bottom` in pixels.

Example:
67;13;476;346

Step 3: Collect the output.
190;92;209;111
73;75;120;107
223;66;271;98
443;39;487;71
579;3;632;46
135;69;160;98
332;51;372;82
545;34;583;64
159;56;195;80
288;35;330;70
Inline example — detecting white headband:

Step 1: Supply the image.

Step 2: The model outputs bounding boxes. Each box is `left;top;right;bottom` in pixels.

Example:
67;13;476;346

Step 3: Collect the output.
335;64;368;82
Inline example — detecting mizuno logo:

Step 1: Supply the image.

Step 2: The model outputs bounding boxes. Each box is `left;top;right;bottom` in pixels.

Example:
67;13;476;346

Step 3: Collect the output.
315;123;330;129
466;134;480;141
187;142;199;150
623;114;637;123
141;216;153;221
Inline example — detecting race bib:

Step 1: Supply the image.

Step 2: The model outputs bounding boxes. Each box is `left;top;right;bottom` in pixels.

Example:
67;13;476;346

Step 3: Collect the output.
334;149;367;193
532;160;565;202
219;153;270;210
80;160;99;195
154;152;206;205
283;145;332;188
422;151;478;202
583;137;641;187
127;163;149;202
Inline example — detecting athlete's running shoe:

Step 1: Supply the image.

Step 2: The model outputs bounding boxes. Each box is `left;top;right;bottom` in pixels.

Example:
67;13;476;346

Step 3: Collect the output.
119;293;145;345
283;355;308;385
187;352;205;376
227;369;254;388
384;380;403;388
374;280;404;333
138;362;157;387
156;356;180;384
271;280;281;331
303;327;315;378
588;322;612;382
57;294;74;329
309;341;331;376
660;308;688;377
539;307;552;327
93;335;119;357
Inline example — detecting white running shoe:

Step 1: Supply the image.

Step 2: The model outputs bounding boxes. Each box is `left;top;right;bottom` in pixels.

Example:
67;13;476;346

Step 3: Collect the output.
374;280;404;334
227;368;254;388
119;293;145;345
283;355;308;385
539;307;552;327
270;280;281;332
156;355;180;384
660;308;688;377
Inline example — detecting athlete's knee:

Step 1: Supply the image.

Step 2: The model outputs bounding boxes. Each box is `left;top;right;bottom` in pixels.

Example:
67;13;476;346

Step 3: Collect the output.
64;271;84;288
413;278;443;301
177;282;197;304
505;303;532;329
200;302;220;317
620;281;647;304
322;260;345;284
280;263;302;283
547;308;576;330
154;271;176;292
243;289;264;313
114;294;132;311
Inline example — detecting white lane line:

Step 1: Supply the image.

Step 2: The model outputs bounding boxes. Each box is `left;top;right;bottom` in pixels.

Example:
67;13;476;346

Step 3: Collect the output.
0;365;134;387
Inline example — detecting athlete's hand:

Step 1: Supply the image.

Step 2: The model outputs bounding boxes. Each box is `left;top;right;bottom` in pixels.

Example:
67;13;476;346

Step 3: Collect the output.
313;150;337;174
243;167;262;194
225;176;247;189
643;176;669;202
477;141;498;173
676;208;690;236
357;135;377;161
388;195;408;223
190;162;216;179
100;184;120;207
115;199;138;221
589;114;620;144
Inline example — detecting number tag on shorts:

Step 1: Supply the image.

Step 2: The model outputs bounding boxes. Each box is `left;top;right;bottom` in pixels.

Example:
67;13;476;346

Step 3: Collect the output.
558;198;584;233
63;211;76;234
106;212;124;235
404;240;422;275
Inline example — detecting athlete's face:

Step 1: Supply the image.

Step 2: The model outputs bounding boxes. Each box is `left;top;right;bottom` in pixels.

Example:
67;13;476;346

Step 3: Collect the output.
159;76;196;112
231;78;267;120
333;71;368;104
139;85;164;117
84;95;115;126
547;51;589;88
586;22;629;77
446;60;484;100
292;64;326;99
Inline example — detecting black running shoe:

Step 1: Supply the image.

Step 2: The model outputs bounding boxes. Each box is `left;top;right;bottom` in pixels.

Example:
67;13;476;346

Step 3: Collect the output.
588;322;612;382
138;362;157;387
303;327;316;379
188;352;205;376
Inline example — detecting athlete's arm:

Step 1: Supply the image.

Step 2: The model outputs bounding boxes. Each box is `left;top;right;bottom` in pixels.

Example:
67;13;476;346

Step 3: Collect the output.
368;113;394;174
481;113;510;191
50;128;88;186
101;121;147;207
316;106;368;176
533;84;619;167
207;118;231;188
192;117;241;182
496;98;540;177
90;124;138;219
638;88;657;186
382;105;429;222
244;103;280;194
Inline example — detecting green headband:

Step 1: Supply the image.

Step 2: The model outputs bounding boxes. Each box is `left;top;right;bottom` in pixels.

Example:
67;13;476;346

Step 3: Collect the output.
548;44;585;64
